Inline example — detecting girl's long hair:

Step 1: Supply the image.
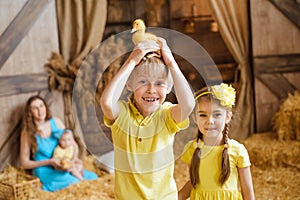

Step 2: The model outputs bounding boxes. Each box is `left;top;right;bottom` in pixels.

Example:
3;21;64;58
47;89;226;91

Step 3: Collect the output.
190;89;231;187
189;130;203;187
22;95;52;153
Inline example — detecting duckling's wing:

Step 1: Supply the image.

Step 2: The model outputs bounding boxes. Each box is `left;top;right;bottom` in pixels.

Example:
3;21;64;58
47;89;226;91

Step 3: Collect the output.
132;32;157;44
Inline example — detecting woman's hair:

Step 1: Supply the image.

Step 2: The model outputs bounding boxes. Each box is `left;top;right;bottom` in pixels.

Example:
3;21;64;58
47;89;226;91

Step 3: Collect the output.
189;86;233;187
22;95;52;153
127;56;173;90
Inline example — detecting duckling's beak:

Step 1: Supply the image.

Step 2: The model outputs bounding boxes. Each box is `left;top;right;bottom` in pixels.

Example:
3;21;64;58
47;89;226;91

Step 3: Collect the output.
131;28;137;33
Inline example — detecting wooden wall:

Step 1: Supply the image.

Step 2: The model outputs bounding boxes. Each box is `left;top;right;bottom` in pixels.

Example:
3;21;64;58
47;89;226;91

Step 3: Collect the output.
250;0;300;132
0;0;63;170
104;0;235;89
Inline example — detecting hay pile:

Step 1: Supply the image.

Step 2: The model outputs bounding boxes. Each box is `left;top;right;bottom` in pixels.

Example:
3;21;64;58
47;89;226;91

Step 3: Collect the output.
243;132;300;199
1;134;300;199
273;91;300;141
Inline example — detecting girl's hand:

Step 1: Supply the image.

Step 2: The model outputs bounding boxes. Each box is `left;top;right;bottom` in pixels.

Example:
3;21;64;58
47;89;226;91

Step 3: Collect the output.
157;37;176;67
128;40;160;66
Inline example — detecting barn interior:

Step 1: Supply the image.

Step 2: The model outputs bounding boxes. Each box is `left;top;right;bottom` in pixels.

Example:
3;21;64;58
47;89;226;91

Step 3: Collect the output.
0;0;299;199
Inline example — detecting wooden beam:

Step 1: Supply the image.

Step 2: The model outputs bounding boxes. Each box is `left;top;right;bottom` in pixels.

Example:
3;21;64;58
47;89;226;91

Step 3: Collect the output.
256;73;295;99
269;0;300;29
0;73;49;97
0;0;52;69
0;119;22;171
254;54;300;74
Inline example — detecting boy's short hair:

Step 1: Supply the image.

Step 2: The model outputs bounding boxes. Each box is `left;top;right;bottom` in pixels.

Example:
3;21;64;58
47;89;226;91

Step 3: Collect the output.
127;56;173;90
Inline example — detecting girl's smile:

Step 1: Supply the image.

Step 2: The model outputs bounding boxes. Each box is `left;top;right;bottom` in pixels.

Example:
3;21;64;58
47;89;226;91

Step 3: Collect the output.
196;98;231;145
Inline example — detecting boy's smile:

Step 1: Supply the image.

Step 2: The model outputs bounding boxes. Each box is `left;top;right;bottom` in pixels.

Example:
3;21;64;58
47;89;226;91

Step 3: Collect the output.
130;74;170;117
142;97;159;102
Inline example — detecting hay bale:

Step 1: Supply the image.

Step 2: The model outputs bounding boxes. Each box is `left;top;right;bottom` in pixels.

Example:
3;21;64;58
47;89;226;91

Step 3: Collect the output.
243;132;300;170
273;91;300;141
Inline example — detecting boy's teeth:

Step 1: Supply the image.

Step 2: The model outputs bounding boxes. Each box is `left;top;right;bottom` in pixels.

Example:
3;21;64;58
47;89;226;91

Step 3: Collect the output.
144;97;157;102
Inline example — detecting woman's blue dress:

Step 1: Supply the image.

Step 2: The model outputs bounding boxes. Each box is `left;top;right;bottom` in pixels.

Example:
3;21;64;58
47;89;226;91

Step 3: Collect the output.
33;118;98;192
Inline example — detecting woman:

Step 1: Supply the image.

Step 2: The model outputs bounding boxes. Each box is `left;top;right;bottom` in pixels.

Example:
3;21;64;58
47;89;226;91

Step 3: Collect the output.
20;95;98;192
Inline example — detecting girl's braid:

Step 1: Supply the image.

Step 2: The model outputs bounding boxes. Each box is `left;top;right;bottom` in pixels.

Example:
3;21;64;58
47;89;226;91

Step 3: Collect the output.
189;131;203;187
219;123;230;185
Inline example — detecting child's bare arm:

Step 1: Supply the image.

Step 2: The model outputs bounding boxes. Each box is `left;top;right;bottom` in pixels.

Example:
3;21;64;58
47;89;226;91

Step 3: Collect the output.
158;37;195;123
100;40;160;121
238;167;255;200
178;180;193;200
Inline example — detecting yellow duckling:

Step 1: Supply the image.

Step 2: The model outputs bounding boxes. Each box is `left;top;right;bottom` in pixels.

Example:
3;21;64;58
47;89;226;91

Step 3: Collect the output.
131;19;161;58
131;19;157;45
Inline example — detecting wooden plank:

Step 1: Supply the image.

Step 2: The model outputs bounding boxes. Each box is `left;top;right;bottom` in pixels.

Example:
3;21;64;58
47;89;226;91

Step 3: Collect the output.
0;73;49;97
250;0;300;56
269;0;300;29
0;119;22;170
254;54;300;73
256;73;295;99
0;0;52;69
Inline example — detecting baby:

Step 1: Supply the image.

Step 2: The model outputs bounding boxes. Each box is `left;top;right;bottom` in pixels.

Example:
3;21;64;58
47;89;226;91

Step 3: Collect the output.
53;129;84;181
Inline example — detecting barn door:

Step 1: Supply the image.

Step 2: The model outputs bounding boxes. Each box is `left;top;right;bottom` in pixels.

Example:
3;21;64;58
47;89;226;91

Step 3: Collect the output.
251;0;300;132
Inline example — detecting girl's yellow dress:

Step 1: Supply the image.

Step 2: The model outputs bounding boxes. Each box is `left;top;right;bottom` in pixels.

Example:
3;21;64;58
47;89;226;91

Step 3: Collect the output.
181;139;251;200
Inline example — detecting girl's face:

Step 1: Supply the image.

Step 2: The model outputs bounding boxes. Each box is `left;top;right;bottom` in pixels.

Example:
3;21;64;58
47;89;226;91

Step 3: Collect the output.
30;99;47;122
196;98;231;141
128;72;170;117
59;132;73;149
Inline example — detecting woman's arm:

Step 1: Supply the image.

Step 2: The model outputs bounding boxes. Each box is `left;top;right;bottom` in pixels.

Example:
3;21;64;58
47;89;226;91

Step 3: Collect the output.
71;137;80;161
100;40;160;121
20;130;60;169
158;38;195;123
53;116;65;129
178;180;193;200
238;167;255;200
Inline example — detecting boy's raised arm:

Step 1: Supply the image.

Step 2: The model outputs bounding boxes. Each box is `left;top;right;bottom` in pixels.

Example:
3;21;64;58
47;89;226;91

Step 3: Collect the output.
158;38;195;123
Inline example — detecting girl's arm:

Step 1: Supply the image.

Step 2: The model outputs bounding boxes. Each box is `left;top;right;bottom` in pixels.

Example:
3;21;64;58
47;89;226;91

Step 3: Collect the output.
238;167;255;200
178;180;193;200
100;40;160;121
20;130;61;169
158;38;195;123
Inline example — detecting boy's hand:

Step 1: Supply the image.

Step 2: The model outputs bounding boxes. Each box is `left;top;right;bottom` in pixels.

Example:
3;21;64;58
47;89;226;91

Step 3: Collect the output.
157;37;176;67
128;40;160;66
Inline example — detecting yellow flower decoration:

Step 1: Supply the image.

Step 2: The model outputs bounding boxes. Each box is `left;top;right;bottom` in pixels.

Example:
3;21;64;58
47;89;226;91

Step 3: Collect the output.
211;83;236;108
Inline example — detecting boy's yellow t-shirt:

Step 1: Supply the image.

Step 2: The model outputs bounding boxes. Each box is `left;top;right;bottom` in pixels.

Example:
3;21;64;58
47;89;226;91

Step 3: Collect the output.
104;99;189;200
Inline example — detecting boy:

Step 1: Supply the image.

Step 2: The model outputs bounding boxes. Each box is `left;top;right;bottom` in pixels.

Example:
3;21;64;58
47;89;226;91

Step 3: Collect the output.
100;38;195;199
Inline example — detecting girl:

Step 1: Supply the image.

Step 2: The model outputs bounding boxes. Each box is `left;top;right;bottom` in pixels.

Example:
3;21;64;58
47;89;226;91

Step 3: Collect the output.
178;83;255;200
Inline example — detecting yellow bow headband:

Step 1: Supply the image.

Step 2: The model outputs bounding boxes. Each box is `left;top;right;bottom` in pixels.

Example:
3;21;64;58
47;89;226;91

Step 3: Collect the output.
195;83;236;108
195;91;212;100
